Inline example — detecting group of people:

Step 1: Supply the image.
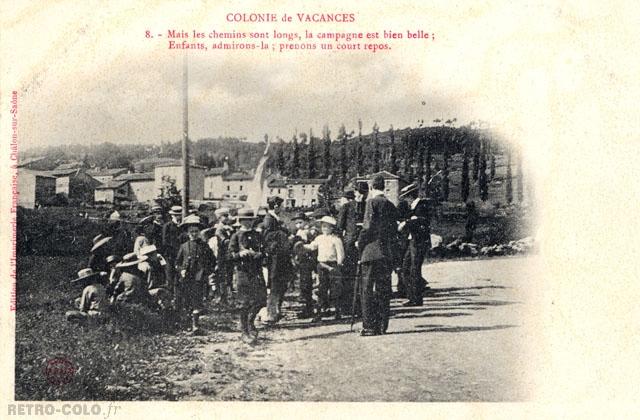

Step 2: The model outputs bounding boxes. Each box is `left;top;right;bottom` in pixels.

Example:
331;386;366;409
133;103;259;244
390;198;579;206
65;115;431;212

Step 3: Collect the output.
66;173;433;341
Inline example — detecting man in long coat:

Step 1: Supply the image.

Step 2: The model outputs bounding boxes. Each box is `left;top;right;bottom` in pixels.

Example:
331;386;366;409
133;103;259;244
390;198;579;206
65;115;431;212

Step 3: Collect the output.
174;214;216;332
262;196;294;324
336;188;360;315
357;174;399;336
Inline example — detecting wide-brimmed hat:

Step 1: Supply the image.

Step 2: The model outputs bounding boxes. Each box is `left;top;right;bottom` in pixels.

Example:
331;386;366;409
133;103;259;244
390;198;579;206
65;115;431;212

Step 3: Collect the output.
237;208;256;220
399;183;418;199
139;244;158;257
105;255;121;264
343;188;355;199
291;212;307;222
214;207;230;217
180;214;204;229
320;216;337;226
169;205;182;215
116;252;143;268
90;236;112;253
150;205;163;214
71;268;102;284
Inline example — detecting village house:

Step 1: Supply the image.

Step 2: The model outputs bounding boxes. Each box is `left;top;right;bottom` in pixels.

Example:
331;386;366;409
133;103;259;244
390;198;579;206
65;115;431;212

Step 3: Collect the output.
154;161;205;201
88;168;128;184
353;170;408;205
17;169;56;208
115;172;156;203
39;167;101;203
265;178;329;208
94;179;131;204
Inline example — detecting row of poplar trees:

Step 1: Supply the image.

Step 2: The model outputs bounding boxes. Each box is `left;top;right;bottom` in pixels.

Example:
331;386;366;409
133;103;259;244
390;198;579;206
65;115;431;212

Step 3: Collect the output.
270;120;527;204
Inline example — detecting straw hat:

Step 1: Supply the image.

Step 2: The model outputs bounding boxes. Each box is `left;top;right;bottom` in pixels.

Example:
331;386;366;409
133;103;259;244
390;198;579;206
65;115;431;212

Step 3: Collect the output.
169;205;182;215
237;208;256;220
116;252;144;268
139;244;158;257
214;207;230;217
71;268;102;284
90;236;112;253
179;214;203;229
150;205;163;214
320;216;337;226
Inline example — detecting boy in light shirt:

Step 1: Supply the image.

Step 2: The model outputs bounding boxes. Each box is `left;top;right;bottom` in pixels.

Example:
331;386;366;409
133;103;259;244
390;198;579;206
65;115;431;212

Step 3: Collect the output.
304;216;345;321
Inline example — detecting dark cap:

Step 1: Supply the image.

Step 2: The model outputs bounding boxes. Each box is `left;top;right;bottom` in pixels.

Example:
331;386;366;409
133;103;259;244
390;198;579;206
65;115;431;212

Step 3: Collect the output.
342;188;355;199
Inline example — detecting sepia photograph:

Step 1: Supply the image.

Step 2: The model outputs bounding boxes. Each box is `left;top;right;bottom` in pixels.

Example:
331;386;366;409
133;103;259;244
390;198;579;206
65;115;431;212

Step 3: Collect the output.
2;0;638;416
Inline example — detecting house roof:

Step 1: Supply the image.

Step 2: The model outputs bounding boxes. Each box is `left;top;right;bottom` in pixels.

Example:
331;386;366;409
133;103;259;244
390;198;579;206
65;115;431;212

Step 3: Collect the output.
267;178;328;188
223;172;254;181
95;180;128;190
286;178;328;185
54;162;84;171
17;169;56;178
155;160;207;169
41;168;81;177
88;168;128;177
204;167;228;176
17;156;46;167
114;172;154;182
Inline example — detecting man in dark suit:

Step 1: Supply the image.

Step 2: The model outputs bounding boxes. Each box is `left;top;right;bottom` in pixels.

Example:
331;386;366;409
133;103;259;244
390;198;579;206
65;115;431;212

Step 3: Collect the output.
357;174;399;336
336;188;360;315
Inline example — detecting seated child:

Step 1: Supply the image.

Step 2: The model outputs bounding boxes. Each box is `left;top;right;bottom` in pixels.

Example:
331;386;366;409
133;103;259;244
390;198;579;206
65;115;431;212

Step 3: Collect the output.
66;268;110;324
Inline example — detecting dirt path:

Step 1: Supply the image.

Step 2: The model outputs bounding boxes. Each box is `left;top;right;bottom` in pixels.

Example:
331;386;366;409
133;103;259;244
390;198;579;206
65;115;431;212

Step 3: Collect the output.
167;256;538;401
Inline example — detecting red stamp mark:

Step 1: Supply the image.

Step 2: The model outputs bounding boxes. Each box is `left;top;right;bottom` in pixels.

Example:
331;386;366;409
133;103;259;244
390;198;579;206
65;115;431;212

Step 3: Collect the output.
43;356;76;386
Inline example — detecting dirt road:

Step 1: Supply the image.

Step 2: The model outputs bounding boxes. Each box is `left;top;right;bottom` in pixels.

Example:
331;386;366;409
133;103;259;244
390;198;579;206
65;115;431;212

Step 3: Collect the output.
167;256;538;401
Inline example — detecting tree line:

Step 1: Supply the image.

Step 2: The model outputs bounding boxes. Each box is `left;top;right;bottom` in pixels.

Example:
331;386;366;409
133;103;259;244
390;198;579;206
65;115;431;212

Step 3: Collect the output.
269;120;529;205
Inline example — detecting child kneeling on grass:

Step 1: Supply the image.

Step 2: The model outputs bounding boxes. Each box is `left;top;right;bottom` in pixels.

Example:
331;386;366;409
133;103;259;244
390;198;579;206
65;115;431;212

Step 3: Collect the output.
303;216;345;322
66;268;111;325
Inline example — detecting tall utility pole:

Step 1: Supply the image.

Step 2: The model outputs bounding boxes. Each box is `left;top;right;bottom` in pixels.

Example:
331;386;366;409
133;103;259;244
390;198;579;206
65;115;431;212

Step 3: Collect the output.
181;51;190;219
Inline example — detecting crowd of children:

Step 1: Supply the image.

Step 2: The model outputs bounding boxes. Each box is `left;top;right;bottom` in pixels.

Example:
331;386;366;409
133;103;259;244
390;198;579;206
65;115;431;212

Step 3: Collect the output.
66;178;433;343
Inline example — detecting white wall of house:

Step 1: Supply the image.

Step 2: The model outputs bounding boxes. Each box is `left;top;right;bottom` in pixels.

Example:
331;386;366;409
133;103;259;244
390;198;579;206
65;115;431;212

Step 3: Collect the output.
95;189;115;203
154;165;205;200
129;179;155;203
204;174;224;199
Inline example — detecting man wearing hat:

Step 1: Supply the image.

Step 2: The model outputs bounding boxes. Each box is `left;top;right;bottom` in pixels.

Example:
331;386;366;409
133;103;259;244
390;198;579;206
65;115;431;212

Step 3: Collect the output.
161;205;184;286
291;212;315;318
66;268;110;325
398;195;432;307
88;234;112;273
174;214;216;332
138;244;173;310
262;196;294;324
210;207;234;303
112;252;153;306
396;183;420;298
228;208;267;343
357;174;399;336
145;205;165;246
337;187;360;315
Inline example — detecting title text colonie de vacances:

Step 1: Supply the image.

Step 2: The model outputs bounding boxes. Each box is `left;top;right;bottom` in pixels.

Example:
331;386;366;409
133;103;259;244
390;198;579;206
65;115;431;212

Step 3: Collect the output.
225;12;356;23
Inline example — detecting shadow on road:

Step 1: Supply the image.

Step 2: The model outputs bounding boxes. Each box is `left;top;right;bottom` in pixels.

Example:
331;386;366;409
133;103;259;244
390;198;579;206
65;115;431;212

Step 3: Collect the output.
386;324;517;335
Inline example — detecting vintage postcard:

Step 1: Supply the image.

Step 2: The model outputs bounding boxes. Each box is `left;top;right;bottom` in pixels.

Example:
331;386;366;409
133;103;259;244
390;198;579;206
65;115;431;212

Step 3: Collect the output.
1;0;638;418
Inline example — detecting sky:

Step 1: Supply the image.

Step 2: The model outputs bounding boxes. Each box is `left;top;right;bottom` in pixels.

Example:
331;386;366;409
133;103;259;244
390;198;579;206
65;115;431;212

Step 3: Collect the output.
2;0;566;177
